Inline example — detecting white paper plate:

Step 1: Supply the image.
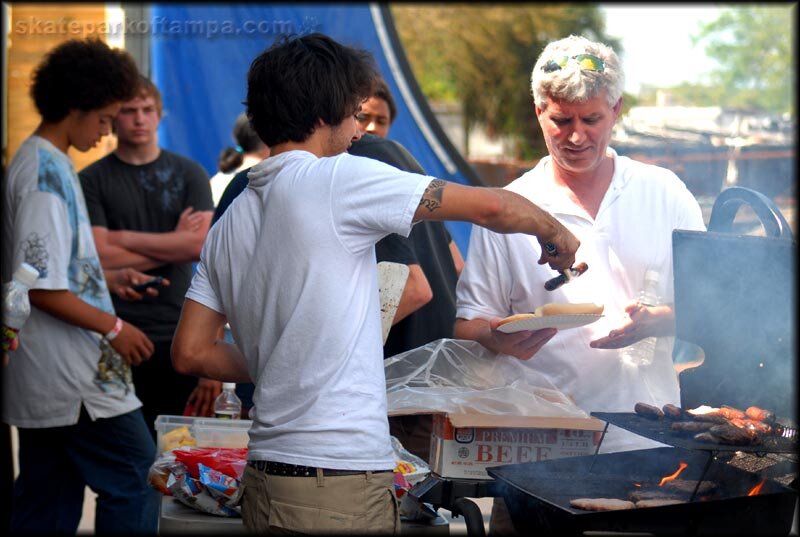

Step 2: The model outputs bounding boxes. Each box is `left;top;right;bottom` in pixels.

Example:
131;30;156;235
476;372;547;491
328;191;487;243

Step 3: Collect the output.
496;314;603;333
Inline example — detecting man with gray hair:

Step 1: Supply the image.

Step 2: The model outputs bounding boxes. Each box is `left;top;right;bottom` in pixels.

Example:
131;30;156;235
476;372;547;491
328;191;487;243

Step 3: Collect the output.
453;34;705;532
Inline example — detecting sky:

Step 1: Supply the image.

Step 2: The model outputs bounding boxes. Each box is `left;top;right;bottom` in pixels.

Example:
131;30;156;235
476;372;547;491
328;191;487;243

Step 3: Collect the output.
601;4;724;96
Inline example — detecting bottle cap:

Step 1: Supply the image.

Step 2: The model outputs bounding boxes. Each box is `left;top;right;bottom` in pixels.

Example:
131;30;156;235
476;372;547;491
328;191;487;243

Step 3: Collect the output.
643;269;660;284
222;382;236;390
14;263;39;288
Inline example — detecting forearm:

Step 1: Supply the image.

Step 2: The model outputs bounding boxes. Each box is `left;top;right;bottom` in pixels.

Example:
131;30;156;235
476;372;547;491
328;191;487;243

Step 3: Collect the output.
392;264;432;325
415;184;557;242
449;241;465;276
97;242;163;271
177;339;251;383
414;181;577;270
454;317;496;351
29;289;117;336
110;229;204;264
479;188;560;237
92;226;162;270
172;299;251;383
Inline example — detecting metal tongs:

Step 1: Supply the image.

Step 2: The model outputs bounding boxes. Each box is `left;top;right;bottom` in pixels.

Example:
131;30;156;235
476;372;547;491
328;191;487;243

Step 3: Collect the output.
543;242;588;291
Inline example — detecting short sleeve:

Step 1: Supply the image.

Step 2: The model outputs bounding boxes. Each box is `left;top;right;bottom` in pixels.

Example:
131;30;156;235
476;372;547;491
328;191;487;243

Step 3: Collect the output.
184;257;224;314
331;154;431;253
13;191;72;290
182;159;214;212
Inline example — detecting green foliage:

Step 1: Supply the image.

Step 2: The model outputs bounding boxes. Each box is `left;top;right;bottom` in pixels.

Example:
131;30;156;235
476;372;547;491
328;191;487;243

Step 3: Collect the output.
390;4;616;160
691;5;795;114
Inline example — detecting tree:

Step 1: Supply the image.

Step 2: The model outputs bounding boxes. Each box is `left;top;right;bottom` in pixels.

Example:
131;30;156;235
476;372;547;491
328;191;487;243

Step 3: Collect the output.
391;5;618;160
691;5;795;115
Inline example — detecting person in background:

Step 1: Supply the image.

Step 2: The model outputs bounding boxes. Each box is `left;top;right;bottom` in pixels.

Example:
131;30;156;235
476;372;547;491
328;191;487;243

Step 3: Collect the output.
350;78;465;462
80;75;220;432
355;77;396;139
171;32;578;534
2;38;160;534
452;34;706;533
209;112;270;206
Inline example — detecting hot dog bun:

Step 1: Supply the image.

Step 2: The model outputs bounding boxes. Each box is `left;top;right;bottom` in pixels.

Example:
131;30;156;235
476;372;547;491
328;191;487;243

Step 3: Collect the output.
497;303;603;327
496;313;536;327
533;302;604;317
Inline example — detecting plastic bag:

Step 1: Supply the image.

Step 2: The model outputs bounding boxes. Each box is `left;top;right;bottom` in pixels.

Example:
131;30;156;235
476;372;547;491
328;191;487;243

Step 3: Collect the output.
391;435;431;502
167;464;241;517
173;446;248;480
199;463;244;506
148;446;247;518
148;450;181;495
384;338;588;418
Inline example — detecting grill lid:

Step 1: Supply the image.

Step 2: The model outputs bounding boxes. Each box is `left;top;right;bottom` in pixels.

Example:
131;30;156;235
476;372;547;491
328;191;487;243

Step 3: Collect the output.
672;187;796;421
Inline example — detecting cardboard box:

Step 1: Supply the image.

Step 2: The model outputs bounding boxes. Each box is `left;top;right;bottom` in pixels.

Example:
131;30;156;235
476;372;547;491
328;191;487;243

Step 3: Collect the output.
155;415;252;453
428;413;605;480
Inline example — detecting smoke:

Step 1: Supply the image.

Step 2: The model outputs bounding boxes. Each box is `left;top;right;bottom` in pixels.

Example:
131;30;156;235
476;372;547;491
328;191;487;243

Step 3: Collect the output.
672;228;796;421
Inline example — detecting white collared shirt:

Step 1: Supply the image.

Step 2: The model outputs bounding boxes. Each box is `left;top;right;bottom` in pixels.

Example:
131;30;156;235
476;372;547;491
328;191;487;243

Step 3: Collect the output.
456;148;706;452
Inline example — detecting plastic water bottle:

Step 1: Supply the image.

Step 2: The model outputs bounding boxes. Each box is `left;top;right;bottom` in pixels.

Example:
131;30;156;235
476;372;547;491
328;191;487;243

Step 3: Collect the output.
214;382;242;419
2;263;39;352
621;270;661;367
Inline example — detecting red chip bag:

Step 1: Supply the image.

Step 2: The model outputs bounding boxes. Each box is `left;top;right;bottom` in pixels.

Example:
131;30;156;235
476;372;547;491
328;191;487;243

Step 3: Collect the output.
174;447;249;480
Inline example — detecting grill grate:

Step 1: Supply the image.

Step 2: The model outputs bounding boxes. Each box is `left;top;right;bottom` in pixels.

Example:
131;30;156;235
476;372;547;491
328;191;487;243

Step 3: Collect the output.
592;412;798;454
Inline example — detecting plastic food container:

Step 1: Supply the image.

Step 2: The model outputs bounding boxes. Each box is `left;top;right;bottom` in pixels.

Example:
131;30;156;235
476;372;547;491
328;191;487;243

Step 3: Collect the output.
155;415;252;453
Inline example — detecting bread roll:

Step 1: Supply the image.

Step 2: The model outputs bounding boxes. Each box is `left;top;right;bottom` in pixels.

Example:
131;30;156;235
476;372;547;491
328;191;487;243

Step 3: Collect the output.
496;313;536;327
533;302;604;317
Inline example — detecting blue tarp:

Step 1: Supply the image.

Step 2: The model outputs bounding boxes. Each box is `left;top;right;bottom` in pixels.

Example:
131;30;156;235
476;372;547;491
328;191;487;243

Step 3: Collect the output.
150;3;481;254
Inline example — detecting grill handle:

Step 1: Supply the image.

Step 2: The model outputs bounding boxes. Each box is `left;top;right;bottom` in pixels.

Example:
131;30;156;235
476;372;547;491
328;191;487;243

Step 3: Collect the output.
707;186;793;239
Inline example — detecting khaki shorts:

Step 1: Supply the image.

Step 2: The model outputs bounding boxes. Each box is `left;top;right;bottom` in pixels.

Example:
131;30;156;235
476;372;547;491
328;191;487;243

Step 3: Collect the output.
241;465;400;534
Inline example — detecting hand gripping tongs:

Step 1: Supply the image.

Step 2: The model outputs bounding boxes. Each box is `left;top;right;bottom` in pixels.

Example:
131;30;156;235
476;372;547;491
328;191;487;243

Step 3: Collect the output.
543;242;588;291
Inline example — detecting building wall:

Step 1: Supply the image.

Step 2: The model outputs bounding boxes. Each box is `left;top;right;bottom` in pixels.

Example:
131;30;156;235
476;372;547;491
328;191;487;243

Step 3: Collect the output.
4;4;116;170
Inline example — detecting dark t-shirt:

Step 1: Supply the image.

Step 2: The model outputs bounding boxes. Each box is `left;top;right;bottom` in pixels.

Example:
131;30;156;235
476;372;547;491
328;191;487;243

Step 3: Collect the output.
349;135;459;358
80;150;212;342
213;167;250;225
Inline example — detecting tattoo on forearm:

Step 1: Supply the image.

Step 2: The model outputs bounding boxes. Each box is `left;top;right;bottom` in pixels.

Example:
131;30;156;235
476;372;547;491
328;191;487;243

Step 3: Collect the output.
419;180;445;212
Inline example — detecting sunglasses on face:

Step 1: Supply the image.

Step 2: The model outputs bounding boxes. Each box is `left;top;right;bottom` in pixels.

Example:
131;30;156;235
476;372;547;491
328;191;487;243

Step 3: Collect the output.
542;54;605;73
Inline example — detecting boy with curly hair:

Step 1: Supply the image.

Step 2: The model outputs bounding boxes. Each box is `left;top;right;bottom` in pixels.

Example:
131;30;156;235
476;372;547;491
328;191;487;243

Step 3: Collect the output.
2;38;160;533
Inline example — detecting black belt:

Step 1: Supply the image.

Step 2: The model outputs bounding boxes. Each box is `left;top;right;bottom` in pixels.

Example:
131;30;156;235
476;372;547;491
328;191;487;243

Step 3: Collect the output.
248;460;393;477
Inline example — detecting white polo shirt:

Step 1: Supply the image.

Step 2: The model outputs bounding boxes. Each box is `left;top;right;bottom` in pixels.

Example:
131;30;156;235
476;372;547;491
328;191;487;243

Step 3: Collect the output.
456;148;706;452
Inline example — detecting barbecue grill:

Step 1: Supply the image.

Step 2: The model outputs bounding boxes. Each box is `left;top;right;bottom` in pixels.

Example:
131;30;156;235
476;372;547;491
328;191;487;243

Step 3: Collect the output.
488;447;796;535
483;187;798;535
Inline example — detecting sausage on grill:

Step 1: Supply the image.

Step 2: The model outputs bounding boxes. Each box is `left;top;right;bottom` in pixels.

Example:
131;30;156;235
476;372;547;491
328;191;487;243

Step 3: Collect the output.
671;421;714;434
662;404;683;419
634;402;664;420
695;424;760;445
745;406;775;422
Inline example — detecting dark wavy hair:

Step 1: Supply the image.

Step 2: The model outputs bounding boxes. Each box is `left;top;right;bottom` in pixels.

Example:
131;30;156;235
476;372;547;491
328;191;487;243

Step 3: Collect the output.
246;33;378;147
372;78;397;124
217;113;265;173
31;38;139;122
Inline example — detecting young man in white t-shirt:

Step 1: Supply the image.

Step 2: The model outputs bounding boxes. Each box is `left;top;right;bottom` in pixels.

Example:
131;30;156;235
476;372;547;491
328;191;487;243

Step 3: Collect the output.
171;32;579;534
2;38;165;534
